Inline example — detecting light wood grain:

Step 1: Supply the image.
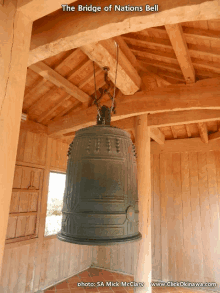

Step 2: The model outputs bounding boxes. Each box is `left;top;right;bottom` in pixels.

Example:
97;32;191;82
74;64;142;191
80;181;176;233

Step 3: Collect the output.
135;114;151;292
165;24;195;83
29;0;220;65
48;78;220;136
29;62;90;103
198;122;208;143
81;39;141;95
150;128;165;145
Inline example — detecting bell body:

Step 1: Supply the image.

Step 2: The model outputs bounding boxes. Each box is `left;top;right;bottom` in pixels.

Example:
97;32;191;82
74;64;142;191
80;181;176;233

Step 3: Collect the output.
57;125;142;245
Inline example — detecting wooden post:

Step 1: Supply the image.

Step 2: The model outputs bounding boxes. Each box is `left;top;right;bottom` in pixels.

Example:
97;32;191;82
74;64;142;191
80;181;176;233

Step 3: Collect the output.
134;114;152;292
0;1;32;275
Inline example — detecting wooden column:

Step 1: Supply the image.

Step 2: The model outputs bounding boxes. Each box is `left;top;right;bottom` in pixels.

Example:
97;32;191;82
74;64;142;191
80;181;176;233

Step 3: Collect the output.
134;114;152;292
0;1;32;274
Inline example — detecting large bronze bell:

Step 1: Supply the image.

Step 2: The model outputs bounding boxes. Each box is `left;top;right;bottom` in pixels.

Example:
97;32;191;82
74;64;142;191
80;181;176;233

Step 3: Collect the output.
57;106;142;245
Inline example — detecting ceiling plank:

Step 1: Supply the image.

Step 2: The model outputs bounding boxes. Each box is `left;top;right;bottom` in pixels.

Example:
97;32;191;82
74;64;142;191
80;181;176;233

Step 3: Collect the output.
137;64;171;86
23;77;47;111
28;0;220;65
208;131;220;141
37;93;72;123
150;128;165;145
29;62;90;103
78;68;102;89
165;24;195;83
48;77;220;136
80;39;141;95
17;0;77;21
143;65;185;82
198;122;208;143
148;109;220;127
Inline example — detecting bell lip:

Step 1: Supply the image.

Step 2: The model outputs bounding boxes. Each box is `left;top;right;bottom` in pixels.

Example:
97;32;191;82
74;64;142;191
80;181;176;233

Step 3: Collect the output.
57;232;142;246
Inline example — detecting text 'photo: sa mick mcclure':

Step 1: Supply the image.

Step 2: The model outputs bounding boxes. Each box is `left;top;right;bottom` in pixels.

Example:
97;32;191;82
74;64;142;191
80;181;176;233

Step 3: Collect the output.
61;4;159;12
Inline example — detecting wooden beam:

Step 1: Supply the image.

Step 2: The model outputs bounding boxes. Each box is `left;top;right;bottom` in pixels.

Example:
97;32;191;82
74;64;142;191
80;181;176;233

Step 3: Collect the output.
208;131;220;141
20;119;48;134
111;117;135;130
198;122;208;143
113;36;138;69
81;39;141;95
165;24;195;83
150;128;165;145
151;137;220;154
148;109;220;127
17;0;78;21
29;62;90;103
135;114;151;292
48;78;220;136
28;0;220;65
0;2;32;274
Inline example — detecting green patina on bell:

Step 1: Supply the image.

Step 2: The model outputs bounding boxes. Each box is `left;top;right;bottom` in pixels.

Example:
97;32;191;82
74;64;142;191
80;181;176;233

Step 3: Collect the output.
57;106;142;245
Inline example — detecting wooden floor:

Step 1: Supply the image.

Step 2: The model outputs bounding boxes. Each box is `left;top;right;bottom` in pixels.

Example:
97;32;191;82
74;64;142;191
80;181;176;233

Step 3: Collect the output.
43;268;217;293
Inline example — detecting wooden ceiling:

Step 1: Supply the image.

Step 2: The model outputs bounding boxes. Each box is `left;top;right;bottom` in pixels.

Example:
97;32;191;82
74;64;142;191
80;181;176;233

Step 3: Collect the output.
22;18;220;144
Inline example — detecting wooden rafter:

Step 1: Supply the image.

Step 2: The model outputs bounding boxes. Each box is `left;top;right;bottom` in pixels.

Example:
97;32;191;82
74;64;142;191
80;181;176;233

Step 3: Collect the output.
171;126;178;139
165;24;195;83
185;124;192;138
28;0;220;65
29;62;90;103
124;32;220;63
113;36;138;69
81;39;141;95
150;128;165;145
198;122;208;143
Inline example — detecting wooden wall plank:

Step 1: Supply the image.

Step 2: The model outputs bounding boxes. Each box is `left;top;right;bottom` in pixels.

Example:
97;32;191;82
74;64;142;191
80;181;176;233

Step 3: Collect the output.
189;152;204;281
25;242;38;293
160;153;168;280
0;248;12;292
16;130;27;162
152;154;161;280
172;153;184;280
180;152;194;281
198;152;214;281
166;153;176;280
8;248;20;292
16;245;30;293
206;151;220;282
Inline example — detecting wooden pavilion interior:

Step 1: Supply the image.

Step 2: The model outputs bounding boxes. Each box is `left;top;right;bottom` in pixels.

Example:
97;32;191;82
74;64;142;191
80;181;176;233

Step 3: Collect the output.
1;0;220;292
